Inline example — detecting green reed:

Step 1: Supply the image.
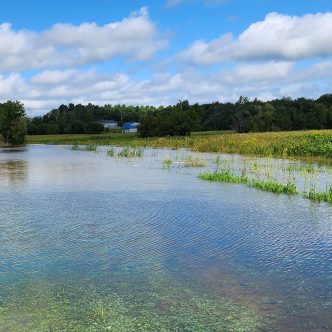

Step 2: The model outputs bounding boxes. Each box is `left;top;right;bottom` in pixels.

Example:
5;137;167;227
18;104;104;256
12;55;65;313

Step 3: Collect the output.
117;147;144;158
107;148;115;157
162;157;173;169
303;186;332;203
200;169;247;184
249;178;298;195
71;144;98;152
183;156;207;168
199;163;332;203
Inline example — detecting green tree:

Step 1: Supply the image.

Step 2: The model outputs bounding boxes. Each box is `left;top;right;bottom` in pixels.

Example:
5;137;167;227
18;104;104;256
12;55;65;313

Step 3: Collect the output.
0;101;27;146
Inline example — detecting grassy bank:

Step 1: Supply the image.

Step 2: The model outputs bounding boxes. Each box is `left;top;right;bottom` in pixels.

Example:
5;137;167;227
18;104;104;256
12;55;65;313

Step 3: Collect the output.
28;129;332;160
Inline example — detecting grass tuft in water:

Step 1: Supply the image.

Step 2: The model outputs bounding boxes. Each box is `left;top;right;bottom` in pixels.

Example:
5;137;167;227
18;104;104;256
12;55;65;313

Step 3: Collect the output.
183;156;207;168
71;144;80;151
162;157;173;169
117;147;144;158
199;169;248;184
107;148;115;157
70;144;98;152
83;145;98;152
303;186;332;203
249;179;298;195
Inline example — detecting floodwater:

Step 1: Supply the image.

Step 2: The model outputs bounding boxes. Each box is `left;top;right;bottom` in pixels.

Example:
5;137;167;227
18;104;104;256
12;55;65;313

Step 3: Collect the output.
0;145;331;331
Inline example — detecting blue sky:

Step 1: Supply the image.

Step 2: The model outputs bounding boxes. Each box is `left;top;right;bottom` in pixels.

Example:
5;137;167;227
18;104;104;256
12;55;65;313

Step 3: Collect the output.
0;0;331;115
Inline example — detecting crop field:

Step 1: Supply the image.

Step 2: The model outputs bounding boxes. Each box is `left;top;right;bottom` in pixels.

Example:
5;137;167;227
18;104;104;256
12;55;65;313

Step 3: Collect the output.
27;130;332;160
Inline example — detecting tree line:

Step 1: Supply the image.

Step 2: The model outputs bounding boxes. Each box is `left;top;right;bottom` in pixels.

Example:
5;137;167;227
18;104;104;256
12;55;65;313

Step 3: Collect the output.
26;94;332;137
1;94;332;146
139;94;332;136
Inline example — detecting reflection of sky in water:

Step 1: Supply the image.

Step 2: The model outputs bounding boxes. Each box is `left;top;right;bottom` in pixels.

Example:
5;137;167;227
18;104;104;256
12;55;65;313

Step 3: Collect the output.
0;145;331;331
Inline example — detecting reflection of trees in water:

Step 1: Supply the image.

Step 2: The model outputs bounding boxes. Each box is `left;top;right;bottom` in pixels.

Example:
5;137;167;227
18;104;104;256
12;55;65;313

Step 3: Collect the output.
0;160;28;184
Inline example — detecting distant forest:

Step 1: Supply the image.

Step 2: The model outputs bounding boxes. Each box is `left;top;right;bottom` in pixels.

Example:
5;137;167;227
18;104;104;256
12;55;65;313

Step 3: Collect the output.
27;94;332;137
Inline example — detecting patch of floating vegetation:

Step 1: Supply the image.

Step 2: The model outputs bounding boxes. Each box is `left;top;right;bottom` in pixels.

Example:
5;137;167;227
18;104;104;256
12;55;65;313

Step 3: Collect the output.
0;267;267;332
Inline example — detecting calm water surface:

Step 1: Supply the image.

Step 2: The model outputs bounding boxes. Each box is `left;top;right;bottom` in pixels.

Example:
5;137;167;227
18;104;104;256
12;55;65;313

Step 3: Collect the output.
0;145;331;331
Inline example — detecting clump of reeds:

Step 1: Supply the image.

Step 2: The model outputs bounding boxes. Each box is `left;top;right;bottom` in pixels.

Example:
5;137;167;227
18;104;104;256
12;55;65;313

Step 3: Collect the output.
107;148;115;157
71;144;80;151
199;169;247;184
83;145;98;152
303;186;332;203
117;147;144;157
183;156;207;167
249;178;298;195
199;167;298;195
71;144;98;152
162;157;173;169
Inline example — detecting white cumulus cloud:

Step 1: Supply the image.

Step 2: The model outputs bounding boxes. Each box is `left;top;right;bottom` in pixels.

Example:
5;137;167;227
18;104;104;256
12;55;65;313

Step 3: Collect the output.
0;7;167;71
179;12;332;65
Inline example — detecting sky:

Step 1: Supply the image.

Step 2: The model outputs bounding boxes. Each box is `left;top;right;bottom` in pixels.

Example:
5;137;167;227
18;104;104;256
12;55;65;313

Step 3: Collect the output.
0;0;332;115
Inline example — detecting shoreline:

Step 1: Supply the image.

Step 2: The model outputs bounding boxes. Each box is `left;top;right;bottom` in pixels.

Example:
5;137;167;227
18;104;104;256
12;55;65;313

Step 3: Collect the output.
27;129;332;163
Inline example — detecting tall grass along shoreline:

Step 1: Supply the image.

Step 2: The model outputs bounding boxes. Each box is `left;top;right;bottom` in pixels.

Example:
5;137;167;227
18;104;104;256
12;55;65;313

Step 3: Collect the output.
28;130;332;161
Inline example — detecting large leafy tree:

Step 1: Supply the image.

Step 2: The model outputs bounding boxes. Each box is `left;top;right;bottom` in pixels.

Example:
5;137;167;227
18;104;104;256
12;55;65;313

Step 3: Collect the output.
0;101;27;146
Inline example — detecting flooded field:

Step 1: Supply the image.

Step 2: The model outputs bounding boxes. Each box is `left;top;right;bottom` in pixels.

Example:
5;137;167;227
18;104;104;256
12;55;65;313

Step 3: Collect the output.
0;145;331;331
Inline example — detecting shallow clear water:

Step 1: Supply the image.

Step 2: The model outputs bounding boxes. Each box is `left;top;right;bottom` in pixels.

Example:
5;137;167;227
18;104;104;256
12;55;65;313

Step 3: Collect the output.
0;145;331;331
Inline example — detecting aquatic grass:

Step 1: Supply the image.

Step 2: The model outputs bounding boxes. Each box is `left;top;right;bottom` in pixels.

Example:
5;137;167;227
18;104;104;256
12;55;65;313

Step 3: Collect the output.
70;144;98;152
200;168;298;196
0;269;266;332
303;186;332;203
117;147;144;158
162;157;173;169
107;148;115;157
182;156;207;168
71;144;80;151
199;165;332;203
249;179;298;195
199;169;248;184
83;145;98;152
162;155;207;169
